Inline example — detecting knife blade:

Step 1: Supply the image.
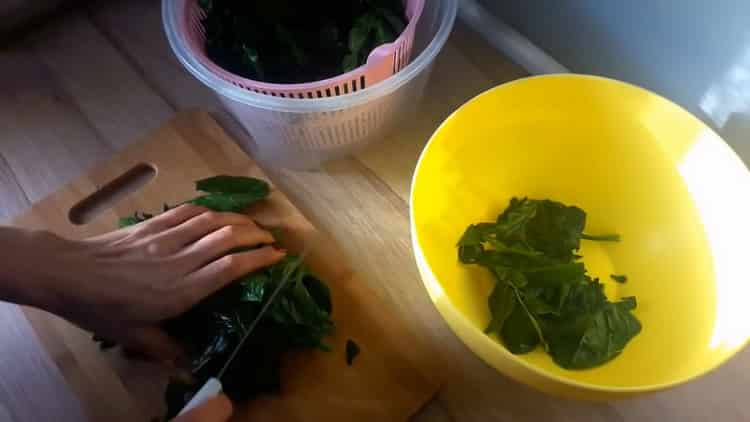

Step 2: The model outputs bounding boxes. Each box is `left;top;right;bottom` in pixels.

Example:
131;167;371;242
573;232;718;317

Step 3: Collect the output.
177;247;309;416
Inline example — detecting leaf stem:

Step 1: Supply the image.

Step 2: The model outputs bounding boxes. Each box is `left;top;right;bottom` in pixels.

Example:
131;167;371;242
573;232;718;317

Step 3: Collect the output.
511;286;548;352
581;233;621;242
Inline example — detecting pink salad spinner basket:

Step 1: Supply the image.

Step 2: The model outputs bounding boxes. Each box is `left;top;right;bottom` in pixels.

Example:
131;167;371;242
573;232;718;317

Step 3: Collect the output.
182;0;426;98
164;0;457;169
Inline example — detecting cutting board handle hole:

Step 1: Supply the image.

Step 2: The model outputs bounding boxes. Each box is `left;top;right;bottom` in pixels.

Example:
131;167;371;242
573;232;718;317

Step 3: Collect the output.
68;163;158;225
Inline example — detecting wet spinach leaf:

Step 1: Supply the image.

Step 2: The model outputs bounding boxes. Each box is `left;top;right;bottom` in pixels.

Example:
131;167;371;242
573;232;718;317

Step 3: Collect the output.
458;198;640;370
195;175;270;196
610;274;628;284
95;175;335;420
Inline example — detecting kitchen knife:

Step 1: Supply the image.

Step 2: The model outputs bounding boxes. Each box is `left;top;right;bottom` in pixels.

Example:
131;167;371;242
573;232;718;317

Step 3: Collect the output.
176;250;307;416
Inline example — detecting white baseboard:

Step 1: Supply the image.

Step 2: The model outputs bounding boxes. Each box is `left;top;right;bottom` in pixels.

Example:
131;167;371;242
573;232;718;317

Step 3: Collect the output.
458;0;569;75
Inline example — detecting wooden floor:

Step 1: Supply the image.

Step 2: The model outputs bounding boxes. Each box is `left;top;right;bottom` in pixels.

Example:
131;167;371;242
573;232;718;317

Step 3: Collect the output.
1;1;750;422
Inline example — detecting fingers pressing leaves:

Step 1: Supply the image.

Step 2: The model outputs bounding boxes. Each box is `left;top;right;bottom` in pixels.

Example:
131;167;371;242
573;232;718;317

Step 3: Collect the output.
179;247;287;312
182;224;276;268
97;175;335;420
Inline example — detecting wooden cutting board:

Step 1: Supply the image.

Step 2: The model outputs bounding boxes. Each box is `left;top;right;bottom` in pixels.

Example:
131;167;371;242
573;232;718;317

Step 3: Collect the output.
12;111;442;422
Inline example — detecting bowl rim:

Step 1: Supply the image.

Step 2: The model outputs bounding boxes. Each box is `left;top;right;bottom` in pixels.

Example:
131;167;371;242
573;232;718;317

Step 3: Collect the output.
162;0;457;113
409;72;750;394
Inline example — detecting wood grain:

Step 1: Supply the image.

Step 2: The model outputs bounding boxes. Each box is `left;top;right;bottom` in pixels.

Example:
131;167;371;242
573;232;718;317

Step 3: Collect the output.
3;1;748;421
87;0;267;153
0;303;86;422
89;0;224;112
0;47;112;204
32;11;174;150
0;154;29;222
13;111;443;422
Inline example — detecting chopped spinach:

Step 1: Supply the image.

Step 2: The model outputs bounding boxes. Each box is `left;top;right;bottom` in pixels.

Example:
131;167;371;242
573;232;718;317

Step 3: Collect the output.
98;175;335;419
345;339;361;366
163;255;334;418
118;211;154;228
458;198;641;370
199;0;407;84
610;274;628;284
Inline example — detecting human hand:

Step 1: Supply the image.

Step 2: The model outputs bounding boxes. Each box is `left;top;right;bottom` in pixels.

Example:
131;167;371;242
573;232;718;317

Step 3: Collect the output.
6;204;285;364
172;394;233;422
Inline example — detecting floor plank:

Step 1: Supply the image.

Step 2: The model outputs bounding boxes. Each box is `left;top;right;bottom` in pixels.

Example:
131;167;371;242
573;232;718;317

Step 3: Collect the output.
0;154;29;222
87;0;255;146
88;0;222;112
32;11;173;150
0;302;86;422
0;47;112;203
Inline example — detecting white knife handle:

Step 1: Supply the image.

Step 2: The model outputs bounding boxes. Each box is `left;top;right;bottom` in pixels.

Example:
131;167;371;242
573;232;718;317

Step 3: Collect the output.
176;377;223;417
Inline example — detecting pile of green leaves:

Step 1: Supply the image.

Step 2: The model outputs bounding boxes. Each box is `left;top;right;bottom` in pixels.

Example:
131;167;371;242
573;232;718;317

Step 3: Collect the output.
111;176;334;419
458;198;641;370
199;0;407;84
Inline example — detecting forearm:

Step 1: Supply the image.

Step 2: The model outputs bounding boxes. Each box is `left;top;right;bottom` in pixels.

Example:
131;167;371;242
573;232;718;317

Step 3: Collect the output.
0;226;62;309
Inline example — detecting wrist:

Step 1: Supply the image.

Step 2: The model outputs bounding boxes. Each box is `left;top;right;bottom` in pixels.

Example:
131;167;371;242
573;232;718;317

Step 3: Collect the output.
0;227;70;311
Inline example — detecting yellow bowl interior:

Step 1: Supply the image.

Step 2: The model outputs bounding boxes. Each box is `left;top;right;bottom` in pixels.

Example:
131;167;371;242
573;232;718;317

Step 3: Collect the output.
411;74;750;393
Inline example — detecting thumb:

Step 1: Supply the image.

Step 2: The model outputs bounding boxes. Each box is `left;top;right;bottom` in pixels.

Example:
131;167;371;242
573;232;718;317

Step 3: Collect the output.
120;326;187;366
172;394;233;422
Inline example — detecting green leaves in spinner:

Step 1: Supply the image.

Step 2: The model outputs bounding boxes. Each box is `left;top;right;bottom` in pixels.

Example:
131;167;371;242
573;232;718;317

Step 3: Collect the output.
458;197;640;370
199;0;407;83
343;7;404;72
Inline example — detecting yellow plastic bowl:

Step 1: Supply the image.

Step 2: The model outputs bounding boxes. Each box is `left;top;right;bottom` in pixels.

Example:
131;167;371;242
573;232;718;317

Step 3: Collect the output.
410;74;750;399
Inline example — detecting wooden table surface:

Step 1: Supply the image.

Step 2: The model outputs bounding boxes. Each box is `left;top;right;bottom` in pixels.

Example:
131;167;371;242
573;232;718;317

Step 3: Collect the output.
0;1;748;421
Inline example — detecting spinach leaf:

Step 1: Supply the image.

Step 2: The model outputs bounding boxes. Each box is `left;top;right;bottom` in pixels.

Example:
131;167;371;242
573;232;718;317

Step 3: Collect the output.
457;223;496;264
189;193;265;213
378;8;406;33
94;175;335;420
610;274;628;284
189;176;270;212
238;273;268;303
581;233;621;242
501;300;540;354
485;282;515;335
118;211;154;228
523;200;586;261
162;254;334;419
486;239;545;260
458;197;640;370
495;197;539;242
548;297;641;369
195;175;270;196
118;215;142;228
241;46;264;81
523;263;585;288
346;339;361;366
